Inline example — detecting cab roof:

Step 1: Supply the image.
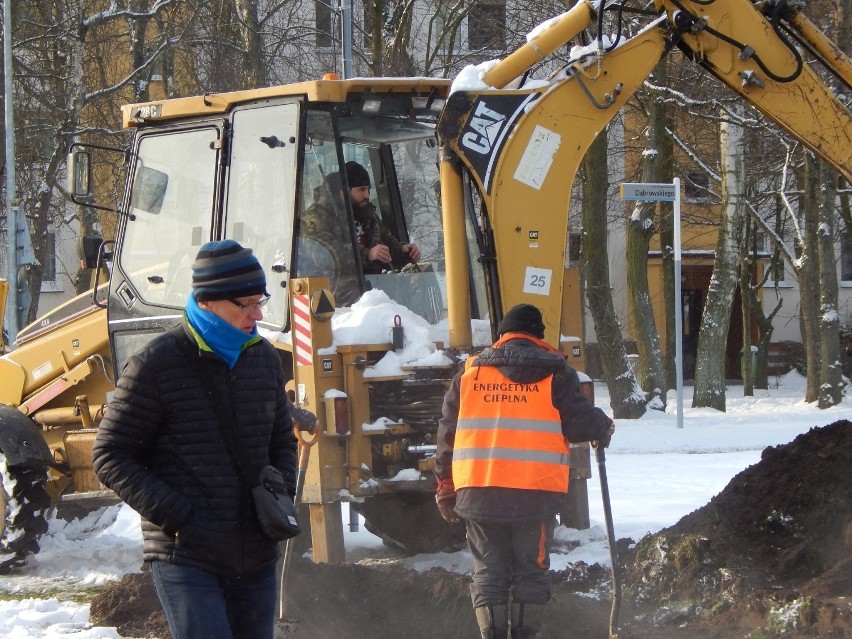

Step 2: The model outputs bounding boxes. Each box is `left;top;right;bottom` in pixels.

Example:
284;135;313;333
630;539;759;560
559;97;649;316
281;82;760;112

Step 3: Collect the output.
121;77;453;128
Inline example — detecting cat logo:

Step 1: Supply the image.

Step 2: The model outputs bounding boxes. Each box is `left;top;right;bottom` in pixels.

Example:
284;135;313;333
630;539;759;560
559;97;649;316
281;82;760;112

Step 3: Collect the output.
461;102;506;155
456;93;539;193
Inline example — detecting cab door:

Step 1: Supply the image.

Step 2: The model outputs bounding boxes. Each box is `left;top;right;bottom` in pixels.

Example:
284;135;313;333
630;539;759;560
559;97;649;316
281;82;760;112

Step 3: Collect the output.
109;122;222;372
223;100;301;331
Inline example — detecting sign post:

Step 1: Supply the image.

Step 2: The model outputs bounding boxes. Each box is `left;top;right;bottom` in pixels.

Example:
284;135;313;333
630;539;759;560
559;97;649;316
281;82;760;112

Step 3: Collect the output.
620;180;683;428
3;0;19;344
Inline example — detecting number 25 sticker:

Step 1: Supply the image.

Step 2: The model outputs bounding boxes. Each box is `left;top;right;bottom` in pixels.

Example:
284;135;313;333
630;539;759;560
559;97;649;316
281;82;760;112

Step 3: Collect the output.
523;267;552;295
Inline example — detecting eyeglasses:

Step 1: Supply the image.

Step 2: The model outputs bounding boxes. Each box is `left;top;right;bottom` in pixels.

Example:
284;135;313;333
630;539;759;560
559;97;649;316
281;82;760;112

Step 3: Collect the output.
228;295;270;314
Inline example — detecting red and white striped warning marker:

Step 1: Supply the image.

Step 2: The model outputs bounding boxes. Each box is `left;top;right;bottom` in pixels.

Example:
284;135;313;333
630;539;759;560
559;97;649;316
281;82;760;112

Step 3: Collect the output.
293;294;313;366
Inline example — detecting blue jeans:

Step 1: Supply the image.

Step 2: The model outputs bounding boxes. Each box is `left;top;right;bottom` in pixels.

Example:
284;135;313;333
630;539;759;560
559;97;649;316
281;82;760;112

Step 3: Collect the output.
151;560;277;639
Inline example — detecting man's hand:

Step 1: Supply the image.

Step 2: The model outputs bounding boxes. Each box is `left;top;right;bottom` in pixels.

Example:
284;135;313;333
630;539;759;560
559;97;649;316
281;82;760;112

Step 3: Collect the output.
435;478;460;524
367;243;393;264
402;243;421;262
593;417;615;449
289;402;319;434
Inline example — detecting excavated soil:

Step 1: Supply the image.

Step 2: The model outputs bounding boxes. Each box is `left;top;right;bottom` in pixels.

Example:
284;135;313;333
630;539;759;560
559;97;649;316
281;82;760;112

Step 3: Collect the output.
90;419;851;638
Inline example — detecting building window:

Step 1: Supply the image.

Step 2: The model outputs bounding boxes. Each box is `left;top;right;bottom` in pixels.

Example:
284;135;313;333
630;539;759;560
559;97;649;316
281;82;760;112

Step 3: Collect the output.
468;1;506;51
684;170;710;203
40;231;66;293
764;258;786;285
567;232;582;267
842;231;852;282
42;232;56;282
316;0;334;49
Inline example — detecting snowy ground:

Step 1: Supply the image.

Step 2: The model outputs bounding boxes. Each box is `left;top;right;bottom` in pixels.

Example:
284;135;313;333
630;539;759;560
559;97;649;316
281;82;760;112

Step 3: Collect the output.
1;369;848;638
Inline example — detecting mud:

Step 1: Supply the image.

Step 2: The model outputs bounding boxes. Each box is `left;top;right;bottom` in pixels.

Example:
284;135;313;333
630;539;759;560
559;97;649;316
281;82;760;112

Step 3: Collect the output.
90;419;851;638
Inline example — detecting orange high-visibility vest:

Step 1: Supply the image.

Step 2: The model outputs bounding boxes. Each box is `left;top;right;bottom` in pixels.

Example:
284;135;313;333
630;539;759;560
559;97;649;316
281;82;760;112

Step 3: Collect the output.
453;355;569;493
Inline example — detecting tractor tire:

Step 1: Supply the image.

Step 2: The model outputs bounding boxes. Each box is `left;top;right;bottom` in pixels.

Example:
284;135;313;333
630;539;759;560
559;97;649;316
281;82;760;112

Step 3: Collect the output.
0;454;51;573
352;492;466;554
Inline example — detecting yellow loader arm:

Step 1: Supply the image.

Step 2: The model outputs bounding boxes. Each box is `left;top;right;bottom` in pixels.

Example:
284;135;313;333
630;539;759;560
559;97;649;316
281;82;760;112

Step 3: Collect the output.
437;0;850;348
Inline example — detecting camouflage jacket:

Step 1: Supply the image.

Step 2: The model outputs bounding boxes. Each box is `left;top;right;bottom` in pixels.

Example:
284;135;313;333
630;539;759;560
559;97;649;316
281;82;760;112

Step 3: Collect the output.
302;193;410;272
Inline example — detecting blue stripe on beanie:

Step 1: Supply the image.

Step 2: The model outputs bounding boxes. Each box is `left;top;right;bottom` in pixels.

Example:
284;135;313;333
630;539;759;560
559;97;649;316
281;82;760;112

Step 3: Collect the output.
191;239;268;301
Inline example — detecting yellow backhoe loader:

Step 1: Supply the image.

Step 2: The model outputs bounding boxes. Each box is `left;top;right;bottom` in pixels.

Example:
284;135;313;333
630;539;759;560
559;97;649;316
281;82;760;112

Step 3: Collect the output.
0;0;849;571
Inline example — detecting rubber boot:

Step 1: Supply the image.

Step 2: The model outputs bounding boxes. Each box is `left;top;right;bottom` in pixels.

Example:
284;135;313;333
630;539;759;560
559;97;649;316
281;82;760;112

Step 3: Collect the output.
474;603;509;639
510;602;545;639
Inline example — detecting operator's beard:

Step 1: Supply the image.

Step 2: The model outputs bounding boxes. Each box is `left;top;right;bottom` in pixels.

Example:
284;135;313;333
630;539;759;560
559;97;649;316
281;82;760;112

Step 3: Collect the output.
353;201;372;224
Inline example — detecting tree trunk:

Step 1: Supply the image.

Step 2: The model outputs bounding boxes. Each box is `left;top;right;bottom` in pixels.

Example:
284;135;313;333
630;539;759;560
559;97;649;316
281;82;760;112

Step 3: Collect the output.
692;111;746;410
798;154;822;403
582;130;646;419
739;251;754;397
626;64;667;404
741;225;782;391
812;0;849;408
816;160;843;407
654;58;677;393
235;0;267;88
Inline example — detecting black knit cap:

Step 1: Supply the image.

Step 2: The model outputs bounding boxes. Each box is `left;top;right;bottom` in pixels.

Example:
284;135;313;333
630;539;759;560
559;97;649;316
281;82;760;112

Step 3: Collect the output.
497;304;546;338
345;161;371;188
191;239;268;302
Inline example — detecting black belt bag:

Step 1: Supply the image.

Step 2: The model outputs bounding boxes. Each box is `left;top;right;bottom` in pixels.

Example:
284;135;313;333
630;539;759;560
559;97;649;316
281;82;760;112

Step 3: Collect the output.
251;465;301;540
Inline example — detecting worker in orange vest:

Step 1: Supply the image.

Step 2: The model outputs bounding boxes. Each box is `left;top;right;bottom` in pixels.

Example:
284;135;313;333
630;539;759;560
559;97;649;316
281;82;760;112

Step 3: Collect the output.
435;304;614;639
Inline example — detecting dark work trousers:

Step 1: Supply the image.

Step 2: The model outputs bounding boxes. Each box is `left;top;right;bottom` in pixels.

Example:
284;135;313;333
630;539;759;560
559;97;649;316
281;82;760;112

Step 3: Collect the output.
466;516;556;608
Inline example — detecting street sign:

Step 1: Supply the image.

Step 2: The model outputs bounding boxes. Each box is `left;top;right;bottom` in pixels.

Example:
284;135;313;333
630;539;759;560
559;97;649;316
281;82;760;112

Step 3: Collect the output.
620;182;678;202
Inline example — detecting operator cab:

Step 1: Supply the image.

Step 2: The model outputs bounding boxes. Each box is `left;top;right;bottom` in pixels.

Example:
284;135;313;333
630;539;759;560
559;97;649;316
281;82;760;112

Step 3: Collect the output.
74;82;490;372
294;110;444;319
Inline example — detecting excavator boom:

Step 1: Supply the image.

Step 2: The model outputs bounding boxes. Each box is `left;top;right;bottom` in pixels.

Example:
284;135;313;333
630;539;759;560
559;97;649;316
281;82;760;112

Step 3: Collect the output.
437;0;851;348
656;0;850;183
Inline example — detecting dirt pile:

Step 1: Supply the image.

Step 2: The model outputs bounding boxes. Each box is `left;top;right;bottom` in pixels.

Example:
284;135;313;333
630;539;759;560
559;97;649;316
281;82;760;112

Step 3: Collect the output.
622;418;851;637
90;420;851;639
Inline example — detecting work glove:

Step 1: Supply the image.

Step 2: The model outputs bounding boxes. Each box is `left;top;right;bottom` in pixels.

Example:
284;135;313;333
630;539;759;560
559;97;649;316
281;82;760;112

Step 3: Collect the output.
592;417;615;449
435;478;461;524
289;401;319;434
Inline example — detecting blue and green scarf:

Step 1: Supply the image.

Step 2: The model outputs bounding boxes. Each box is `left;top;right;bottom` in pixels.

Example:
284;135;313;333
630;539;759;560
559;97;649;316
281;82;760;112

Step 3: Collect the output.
185;294;261;369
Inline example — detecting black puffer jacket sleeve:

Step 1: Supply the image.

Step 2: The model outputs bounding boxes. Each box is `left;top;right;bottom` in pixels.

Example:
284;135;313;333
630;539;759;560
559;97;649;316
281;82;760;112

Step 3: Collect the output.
91;340;193;536
551;365;610;444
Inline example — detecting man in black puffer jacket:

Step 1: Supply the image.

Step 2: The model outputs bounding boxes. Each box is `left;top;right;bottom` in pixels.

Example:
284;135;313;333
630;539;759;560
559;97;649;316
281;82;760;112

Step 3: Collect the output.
92;240;298;639
435;304;615;639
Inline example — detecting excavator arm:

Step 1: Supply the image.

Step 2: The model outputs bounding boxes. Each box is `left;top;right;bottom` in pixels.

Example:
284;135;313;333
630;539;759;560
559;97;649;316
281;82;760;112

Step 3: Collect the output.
437;0;851;348
656;0;850;182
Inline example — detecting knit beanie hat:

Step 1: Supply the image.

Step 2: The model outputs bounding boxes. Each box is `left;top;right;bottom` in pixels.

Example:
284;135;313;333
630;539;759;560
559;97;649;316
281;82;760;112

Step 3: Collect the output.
191;239;268;301
345;161;371;188
497;304;546;338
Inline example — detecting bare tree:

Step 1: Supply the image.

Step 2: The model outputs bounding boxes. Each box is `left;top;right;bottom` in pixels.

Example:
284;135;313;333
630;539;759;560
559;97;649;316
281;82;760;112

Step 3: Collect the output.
692;108;747;411
582;130;646;419
3;1;194;322
625;62;668;403
739;214;783;391
815;156;844;407
653;59;677;393
795;154;822;402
